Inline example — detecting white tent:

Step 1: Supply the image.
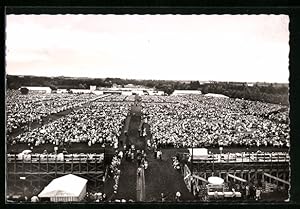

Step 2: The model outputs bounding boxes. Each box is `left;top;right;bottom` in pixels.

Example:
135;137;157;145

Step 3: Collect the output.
208;176;224;185
188;148;208;160
38;174;87;202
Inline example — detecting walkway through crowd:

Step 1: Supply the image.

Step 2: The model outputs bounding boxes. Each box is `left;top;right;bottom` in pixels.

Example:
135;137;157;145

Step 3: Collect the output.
105;99;195;202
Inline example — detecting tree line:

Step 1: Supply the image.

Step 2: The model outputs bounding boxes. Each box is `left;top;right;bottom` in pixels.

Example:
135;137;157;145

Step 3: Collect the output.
7;75;289;105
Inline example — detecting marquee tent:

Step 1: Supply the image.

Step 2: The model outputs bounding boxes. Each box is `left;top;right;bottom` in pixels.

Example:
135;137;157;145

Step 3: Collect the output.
208;176;224;185
38;174;87;202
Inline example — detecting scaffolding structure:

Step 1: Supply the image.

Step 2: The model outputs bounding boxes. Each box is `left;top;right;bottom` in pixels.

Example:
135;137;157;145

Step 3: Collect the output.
184;151;290;195
6;153;106;196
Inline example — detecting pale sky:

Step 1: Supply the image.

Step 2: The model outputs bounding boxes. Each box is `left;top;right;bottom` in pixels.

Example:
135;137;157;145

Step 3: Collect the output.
6;15;290;83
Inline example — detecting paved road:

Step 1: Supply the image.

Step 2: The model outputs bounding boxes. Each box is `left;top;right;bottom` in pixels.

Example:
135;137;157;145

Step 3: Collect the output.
125;115;147;151
144;149;195;202
113;160;137;200
136;167;145;201
105;102;146;201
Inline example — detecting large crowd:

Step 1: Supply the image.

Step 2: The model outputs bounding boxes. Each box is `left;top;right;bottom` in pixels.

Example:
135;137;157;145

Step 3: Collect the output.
9;101;131;148
6;90;102;134
142;95;289;148
96;94;135;102
7;92;290;149
140;95;180;103
6;91;290;203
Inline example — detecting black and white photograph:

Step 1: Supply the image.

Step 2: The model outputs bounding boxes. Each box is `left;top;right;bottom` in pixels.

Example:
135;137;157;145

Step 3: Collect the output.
5;14;290;203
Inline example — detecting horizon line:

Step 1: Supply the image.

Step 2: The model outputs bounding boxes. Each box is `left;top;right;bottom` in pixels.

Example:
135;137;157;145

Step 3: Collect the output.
6;74;289;84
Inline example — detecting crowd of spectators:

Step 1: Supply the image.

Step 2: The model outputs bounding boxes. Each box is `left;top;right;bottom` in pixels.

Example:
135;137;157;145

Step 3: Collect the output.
85;192;107;202
6;90;103;134
97;94;135;102
9;101;130;148
8;93;289;150
109;151;123;194
140;95;180;103
172;157;181;171
142;95;289;148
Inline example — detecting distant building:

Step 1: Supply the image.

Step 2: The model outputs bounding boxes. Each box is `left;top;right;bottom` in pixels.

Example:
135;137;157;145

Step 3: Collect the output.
148;90;164;96
172;90;202;96
124;84;135;88
70;89;91;94
57;89;68;94
204;93;229;98
122;91;133;96
19;86;52;94
96;87;164;96
90;85;96;91
93;90;104;95
132;90;144;95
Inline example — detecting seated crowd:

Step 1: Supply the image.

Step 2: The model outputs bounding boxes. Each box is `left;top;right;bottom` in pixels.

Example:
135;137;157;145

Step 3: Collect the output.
142;95;289;148
6;90;102;134
140;95;180;103
96;94;135;102
9;101;130;148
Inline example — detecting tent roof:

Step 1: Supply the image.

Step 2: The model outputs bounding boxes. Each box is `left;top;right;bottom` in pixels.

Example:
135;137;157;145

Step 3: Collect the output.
208;176;224;185
38;174;87;198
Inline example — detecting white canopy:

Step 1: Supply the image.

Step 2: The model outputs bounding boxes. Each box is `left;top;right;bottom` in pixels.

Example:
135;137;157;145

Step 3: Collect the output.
208;176;224;185
38;174;87;200
188;148;208;160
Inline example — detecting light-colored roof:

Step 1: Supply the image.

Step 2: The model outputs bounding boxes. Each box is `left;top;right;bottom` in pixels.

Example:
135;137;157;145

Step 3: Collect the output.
70;89;91;91
20;86;51;91
173;90;202;95
208;176;224;185
188;148;208;156
38;174;87;198
204;93;229;98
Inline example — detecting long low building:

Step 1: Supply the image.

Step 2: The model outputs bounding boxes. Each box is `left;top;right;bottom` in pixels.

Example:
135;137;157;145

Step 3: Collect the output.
19;86;52;94
172;90;202;95
56;87;165;96
204;93;229;98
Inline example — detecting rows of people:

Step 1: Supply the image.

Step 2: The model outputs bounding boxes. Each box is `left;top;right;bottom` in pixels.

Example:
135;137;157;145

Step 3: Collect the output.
9;101;130;148
6;90;104;134
97;94;135;102
140;95;180;103
142;95;289;148
109;151;123;194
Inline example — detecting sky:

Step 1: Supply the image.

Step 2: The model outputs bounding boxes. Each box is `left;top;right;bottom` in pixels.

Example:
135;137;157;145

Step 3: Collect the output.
6;15;290;83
